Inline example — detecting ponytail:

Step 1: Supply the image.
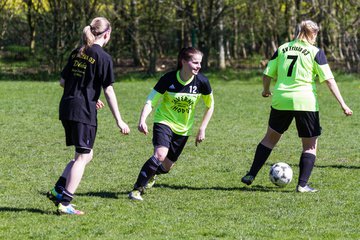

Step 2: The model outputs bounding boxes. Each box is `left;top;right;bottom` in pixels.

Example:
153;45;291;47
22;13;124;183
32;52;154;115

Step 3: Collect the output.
78;17;111;56
296;20;319;45
78;25;96;56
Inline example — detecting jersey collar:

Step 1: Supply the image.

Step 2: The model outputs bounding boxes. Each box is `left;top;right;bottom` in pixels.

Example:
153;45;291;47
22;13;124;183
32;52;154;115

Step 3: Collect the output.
176;70;194;86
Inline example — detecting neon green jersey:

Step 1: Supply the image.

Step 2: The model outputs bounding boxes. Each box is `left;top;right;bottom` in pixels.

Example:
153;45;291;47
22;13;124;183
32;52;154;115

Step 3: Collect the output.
147;70;214;136
264;39;334;111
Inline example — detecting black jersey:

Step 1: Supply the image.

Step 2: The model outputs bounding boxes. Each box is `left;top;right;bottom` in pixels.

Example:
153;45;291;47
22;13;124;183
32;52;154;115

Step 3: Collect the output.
59;44;114;126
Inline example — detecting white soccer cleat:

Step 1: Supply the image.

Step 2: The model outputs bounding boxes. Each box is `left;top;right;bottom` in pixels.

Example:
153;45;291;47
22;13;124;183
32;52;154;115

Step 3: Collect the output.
128;190;143;201
296;185;318;193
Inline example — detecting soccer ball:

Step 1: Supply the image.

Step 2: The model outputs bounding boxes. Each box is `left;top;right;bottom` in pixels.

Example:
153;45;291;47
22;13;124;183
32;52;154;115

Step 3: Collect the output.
269;162;293;187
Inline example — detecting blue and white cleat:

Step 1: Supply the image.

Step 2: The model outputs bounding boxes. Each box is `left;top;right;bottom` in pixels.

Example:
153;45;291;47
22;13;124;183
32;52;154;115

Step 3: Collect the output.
57;203;84;215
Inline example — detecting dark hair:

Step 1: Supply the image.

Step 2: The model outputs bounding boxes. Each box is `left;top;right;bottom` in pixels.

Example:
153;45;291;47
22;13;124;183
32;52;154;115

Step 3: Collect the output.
177;47;203;70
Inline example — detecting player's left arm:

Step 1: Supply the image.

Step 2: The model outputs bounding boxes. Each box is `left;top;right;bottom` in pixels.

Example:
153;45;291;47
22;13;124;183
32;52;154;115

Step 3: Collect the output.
325;78;353;116
195;93;214;146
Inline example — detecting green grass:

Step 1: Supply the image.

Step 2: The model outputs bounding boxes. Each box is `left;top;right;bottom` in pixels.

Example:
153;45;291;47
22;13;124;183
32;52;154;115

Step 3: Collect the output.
0;72;359;239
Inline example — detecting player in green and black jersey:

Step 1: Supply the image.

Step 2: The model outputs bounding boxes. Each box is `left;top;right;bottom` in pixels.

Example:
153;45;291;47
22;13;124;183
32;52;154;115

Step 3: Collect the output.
129;47;214;200
47;17;130;214
241;20;352;192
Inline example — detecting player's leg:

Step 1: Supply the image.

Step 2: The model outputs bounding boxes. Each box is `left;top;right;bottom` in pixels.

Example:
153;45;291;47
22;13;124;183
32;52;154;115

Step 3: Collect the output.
47;120;75;205
297;137;318;192
56;121;96;214
242;108;292;185
47;159;74;206
148;134;188;189
129;146;168;200
241;127;281;185
295;111;320;193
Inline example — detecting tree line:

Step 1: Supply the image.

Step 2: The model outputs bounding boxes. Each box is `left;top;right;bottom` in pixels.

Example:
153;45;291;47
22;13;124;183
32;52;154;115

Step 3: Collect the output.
1;0;359;74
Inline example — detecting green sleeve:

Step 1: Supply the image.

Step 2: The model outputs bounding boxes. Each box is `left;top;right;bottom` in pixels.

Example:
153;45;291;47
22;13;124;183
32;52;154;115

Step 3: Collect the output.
315;64;334;83
202;92;214;108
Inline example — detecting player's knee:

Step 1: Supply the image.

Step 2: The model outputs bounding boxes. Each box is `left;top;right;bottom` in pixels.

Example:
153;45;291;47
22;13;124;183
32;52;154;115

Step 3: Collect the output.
154;152;167;161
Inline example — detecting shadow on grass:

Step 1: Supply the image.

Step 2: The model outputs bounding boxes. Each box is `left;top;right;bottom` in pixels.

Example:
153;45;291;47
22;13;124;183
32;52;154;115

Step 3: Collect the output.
0;207;53;215
154;183;293;193
76;191;122;199
40;190;127;199
265;162;360;170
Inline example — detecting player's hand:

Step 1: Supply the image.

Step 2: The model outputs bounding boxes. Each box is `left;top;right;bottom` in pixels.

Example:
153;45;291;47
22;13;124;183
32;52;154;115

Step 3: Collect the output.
118;121;130;135
96;99;105;110
262;90;272;97
138;122;149;135
342;104;353;116
195;128;206;147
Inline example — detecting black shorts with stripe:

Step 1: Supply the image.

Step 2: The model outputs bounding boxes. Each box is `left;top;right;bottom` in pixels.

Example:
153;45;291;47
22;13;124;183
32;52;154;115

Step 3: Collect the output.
62;120;97;152
152;123;188;162
268;107;321;138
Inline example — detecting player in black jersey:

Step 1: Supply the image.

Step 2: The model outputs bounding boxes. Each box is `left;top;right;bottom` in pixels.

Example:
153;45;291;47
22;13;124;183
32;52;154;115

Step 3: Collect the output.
47;17;130;214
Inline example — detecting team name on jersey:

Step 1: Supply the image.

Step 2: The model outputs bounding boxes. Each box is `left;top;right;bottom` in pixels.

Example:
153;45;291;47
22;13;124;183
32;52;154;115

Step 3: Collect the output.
282;46;310;56
71;53;96;64
171;95;196;113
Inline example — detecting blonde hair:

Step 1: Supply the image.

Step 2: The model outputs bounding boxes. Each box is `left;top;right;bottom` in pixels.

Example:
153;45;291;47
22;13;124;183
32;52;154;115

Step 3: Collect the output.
296;20;319;45
79;17;111;56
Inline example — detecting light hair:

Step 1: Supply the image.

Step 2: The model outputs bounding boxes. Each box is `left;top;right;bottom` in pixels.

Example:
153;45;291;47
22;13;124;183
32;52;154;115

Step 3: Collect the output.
78;17;111;56
296;20;319;45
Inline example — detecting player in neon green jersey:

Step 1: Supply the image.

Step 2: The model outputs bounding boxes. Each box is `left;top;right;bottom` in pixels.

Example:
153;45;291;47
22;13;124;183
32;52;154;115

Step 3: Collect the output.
241;20;352;193
129;47;214;200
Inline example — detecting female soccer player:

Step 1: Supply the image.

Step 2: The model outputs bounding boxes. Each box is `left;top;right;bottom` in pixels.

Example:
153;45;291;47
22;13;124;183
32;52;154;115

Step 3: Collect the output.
128;47;214;200
241;20;352;192
47;17;130;214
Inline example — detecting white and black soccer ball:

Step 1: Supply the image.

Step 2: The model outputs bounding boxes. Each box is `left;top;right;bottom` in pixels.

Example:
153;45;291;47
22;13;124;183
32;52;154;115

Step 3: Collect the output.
269;162;293;187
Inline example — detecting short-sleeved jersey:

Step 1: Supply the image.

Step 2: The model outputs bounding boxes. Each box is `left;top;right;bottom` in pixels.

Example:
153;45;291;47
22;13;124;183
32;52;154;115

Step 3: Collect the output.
148;70;213;136
59;44;114;126
264;39;334;111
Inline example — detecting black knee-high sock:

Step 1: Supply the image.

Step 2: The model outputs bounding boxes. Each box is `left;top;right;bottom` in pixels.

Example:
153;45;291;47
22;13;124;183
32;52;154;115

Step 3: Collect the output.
156;164;169;175
134;156;161;190
54;176;66;193
60;189;73;206
298;153;316;187
248;143;272;177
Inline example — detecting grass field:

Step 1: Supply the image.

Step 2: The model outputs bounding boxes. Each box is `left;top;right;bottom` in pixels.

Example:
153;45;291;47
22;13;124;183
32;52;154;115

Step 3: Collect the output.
0;71;359;239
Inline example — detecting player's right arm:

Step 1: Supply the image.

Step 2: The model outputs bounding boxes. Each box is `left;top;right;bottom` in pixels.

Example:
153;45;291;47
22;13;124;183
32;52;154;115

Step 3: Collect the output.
262;75;272;97
138;89;162;135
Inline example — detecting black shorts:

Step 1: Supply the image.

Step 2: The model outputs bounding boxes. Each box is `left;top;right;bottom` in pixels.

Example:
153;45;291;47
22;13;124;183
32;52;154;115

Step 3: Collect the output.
268;107;321;138
62;120;97;152
152;123;189;162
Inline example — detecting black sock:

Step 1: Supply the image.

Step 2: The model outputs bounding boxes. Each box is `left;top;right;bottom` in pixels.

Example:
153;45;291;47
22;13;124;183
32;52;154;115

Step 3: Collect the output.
54;176;66;193
134;156;161;191
60;189;73;206
156;164;169;175
248;143;272;177
298;153;316;187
